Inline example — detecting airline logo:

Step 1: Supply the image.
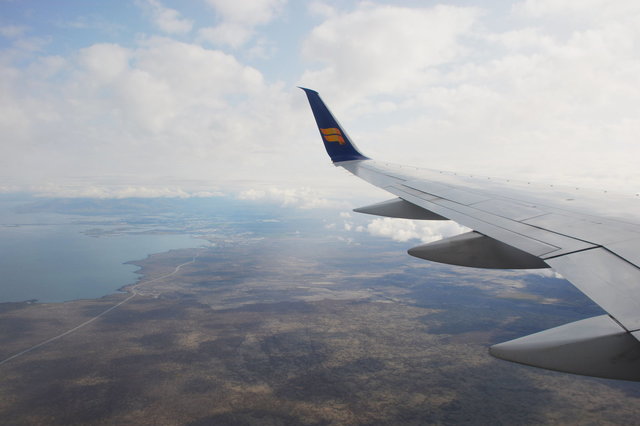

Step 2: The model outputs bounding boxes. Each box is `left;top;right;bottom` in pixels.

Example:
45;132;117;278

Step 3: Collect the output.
320;128;345;145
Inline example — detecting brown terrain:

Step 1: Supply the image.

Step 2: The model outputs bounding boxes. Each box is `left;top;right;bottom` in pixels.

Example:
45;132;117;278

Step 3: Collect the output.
1;237;640;425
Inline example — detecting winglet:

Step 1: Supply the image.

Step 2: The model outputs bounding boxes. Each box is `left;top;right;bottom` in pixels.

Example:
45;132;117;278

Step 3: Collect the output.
299;87;369;163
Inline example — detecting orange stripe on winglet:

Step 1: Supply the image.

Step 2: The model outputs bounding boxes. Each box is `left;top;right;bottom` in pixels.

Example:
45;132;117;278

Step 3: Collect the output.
324;134;345;145
320;128;342;136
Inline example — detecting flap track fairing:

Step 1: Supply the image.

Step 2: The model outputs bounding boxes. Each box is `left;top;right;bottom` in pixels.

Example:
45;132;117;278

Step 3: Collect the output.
354;197;447;220
490;315;640;381
408;231;549;269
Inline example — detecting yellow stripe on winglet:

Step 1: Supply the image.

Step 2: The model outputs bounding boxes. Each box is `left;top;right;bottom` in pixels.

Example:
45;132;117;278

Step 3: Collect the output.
324;134;345;145
320;128;342;136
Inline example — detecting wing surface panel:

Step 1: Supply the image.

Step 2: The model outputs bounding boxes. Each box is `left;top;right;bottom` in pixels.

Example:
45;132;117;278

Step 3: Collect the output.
547;249;640;331
606;238;640;267
404;180;491;205
467;199;546;222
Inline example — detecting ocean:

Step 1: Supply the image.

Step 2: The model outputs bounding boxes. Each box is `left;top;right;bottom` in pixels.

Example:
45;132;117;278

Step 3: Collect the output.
0;223;200;303
0;195;206;303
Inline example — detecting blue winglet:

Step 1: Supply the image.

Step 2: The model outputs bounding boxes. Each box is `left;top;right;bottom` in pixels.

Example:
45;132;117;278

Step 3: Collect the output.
299;87;369;163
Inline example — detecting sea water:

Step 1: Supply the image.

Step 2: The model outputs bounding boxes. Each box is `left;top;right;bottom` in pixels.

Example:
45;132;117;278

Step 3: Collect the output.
0;224;200;303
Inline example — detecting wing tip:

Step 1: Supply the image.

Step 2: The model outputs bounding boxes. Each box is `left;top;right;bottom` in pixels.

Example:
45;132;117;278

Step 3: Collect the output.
299;87;369;163
298;86;317;95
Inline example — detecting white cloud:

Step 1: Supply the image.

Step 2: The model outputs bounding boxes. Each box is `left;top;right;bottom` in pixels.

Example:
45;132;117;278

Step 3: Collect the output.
364;218;469;244
198;23;251;49
300;4;479;98
514;0;640;22
296;2;640;193
138;0;193;34
527;268;564;279
486;28;556;51
237;187;347;209
204;0;286;26
77;43;131;84
0;182;224;199
3;1;640;201
0;36;313;192
199;0;286;48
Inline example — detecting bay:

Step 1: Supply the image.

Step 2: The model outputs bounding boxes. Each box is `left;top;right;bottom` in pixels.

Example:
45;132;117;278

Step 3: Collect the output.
0;224;200;303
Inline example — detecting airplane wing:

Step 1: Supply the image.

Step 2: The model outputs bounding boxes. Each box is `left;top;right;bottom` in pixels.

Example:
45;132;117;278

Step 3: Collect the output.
300;87;640;381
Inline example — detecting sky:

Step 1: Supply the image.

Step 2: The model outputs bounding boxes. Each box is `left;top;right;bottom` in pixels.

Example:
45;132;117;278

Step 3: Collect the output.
2;0;640;205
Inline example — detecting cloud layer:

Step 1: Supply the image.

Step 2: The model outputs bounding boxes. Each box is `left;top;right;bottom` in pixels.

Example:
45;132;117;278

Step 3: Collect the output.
1;0;640;199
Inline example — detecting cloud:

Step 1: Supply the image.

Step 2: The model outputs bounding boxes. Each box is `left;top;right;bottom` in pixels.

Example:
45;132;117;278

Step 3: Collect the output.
300;4;479;97
27;185;210;199
198;24;252;50
296;2;640;193
3;1;640;201
0;22;380;200
204;0;286;26
199;0;286;48
514;0;640;22
0;37;299;190
77;43;131;83
363;217;469;244
138;0;193;34
237;187;347;209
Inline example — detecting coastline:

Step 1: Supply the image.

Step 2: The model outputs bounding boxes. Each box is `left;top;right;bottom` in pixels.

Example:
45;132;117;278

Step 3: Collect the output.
0;227;202;304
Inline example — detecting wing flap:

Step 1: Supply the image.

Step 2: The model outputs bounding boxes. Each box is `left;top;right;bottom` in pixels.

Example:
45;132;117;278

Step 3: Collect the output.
546;249;640;331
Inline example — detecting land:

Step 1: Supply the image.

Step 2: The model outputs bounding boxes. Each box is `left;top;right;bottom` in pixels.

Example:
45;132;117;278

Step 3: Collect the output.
1;195;640;424
1;233;640;425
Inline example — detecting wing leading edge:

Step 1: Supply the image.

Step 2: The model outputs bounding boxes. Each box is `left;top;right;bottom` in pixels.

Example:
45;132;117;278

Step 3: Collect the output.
300;87;640;381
